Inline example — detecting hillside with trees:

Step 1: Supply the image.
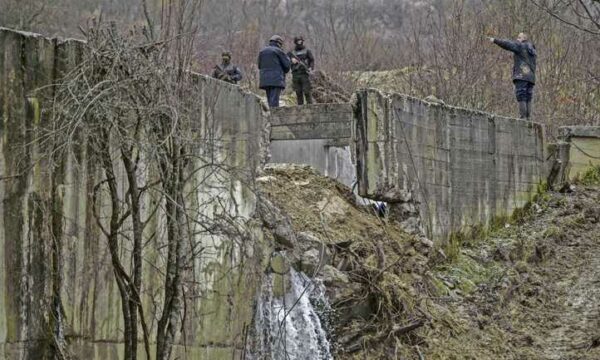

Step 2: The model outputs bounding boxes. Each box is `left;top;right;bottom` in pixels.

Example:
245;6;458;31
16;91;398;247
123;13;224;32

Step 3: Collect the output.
2;0;598;131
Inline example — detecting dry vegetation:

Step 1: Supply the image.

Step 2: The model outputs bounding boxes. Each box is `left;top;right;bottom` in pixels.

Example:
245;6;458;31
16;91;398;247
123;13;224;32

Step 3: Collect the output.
260;164;600;359
2;0;598;133
1;1;599;359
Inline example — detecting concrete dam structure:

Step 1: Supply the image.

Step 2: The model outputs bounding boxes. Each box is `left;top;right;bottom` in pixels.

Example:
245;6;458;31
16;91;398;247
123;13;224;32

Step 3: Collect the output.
354;90;546;241
269;91;548;241
1;27;598;359
0;28;269;359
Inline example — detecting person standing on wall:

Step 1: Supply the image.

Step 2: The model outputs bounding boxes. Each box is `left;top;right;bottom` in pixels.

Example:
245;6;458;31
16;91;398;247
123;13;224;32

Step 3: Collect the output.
288;36;315;105
488;33;537;119
258;35;291;108
212;51;243;85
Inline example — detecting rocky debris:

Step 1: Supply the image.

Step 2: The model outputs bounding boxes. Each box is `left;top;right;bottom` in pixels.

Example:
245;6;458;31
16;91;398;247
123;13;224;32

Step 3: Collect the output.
290;231;332;276
413;236;434;256
259;164;429;358
399;217;421;235
297;231;326;250
319;265;349;287
297;248;322;275
389;201;423;235
316;196;352;219
270;252;290;275
257;197;297;249
255;175;277;183
259;163;600;359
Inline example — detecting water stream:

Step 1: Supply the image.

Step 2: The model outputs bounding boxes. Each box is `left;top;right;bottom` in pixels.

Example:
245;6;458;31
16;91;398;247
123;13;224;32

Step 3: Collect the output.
252;268;333;360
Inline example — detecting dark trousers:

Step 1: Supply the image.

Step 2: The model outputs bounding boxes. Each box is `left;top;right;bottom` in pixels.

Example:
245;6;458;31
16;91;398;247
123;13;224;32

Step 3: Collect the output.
514;80;534;102
265;87;282;108
292;74;313;105
514;80;534;118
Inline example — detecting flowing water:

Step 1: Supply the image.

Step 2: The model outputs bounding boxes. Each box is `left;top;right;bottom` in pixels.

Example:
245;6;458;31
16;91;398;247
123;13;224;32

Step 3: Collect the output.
252;268;333;360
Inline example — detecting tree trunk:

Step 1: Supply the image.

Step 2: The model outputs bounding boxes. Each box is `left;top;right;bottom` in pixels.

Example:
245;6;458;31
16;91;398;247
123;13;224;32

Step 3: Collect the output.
156;143;188;360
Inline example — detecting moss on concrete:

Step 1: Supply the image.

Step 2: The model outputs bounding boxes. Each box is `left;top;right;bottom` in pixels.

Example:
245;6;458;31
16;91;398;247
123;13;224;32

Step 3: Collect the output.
0;27;271;359
568;138;600;181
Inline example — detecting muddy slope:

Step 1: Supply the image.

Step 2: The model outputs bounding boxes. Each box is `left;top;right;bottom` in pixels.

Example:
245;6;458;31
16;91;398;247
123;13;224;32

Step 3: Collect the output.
259;164;600;359
426;185;600;360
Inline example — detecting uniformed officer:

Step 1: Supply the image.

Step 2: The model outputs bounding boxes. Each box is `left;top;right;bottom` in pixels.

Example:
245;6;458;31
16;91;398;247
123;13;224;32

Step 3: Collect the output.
288;36;315;105
212;51;243;85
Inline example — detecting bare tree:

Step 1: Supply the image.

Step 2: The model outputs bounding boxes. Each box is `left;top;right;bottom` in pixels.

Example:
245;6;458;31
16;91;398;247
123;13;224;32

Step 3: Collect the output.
0;0;50;30
43;10;247;360
529;0;600;35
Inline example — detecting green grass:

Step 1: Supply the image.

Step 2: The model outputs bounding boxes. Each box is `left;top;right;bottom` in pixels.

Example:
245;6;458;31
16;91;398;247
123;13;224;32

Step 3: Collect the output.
579;165;600;186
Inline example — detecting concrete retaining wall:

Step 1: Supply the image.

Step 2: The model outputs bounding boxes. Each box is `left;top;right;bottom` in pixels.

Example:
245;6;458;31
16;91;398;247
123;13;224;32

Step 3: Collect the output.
559;126;600;181
3;26;588;360
355;89;546;241
0;28;269;359
269;104;356;187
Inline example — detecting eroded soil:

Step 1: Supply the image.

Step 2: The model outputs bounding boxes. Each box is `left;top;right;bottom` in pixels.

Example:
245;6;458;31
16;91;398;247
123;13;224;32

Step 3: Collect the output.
426;185;600;360
259;164;600;359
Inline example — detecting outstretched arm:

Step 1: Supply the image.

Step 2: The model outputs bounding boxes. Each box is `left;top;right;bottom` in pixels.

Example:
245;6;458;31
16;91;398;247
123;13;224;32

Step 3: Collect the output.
490;37;520;53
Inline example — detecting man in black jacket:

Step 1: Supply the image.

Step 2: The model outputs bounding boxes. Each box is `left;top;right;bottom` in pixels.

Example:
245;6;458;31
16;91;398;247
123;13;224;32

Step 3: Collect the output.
288;36;315;105
258;35;291;108
212;51;243;85
489;33;537;119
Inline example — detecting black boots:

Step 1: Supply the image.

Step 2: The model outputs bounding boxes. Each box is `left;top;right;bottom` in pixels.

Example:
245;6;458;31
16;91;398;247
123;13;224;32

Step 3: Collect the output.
518;101;533;119
518;101;528;119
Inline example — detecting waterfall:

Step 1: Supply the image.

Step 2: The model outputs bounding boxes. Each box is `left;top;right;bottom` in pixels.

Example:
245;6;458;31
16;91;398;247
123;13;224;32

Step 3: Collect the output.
252;268;333;360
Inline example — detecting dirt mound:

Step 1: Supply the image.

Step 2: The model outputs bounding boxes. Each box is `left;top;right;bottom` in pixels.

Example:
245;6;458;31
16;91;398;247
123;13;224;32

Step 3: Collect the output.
280;70;352;105
259;164;405;245
258;164;433;358
259;163;600;359
310;70;352;104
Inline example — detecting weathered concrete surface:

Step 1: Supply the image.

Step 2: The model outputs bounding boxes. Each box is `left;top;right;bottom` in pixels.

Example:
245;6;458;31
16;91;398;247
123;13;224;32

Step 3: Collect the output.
270;140;356;187
269;104;356;187
355;89;546;242
0;28;270;359
559;126;600;139
270;104;353;141
559;126;600;181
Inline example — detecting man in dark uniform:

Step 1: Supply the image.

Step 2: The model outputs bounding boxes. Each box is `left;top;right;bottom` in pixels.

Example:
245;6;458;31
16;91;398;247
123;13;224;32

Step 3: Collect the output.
212;51;243;85
489;32;537;119
258;35;291;108
288;36;315;105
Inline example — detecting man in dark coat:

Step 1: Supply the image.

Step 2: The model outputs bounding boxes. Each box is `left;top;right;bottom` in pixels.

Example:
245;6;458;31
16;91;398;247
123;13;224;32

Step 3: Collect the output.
258;35;291;108
288;36;315;105
212;51;243;85
489;32;537;119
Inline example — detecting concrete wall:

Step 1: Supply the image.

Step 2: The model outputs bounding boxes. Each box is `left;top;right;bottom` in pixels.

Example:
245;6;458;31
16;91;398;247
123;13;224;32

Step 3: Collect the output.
559;126;600;181
0;28;270;359
269;104;356;187
355;89;546;241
